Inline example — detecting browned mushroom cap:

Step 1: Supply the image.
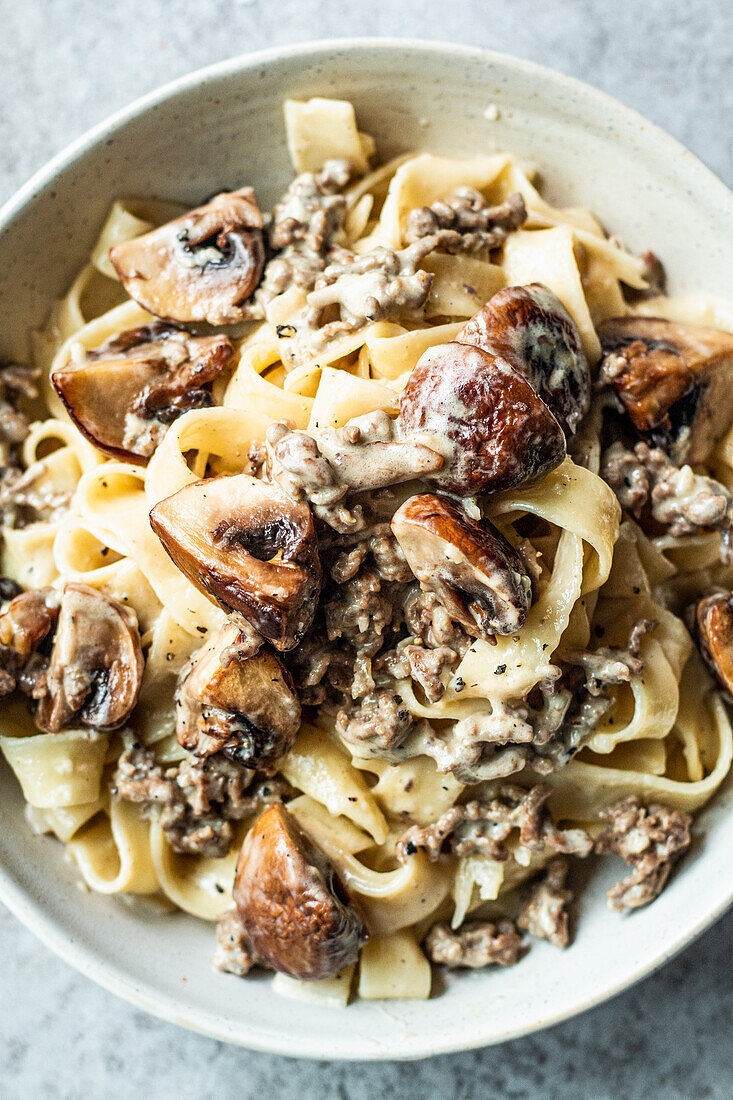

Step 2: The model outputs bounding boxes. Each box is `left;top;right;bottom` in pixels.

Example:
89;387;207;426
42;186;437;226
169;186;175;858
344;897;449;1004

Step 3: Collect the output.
398;342;566;496
52;324;233;463
234;803;368;980
692;591;733;698
109;189;265;325
150;475;321;650
598;316;733;464
34;583;144;733
457;283;590;435
391;494;532;640
176;621;300;768
0;587;59;661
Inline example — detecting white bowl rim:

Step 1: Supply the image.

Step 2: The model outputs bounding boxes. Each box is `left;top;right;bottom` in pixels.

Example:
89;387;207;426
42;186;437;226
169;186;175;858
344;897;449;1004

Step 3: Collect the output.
0;37;732;1060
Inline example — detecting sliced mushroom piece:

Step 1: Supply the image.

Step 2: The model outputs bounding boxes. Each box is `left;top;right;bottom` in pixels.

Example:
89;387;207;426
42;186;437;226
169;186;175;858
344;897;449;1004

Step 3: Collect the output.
150;475;321;650
176;621;300;768
391;494;532;641
398;342;566;496
109;189;265;325
234;803;368;980
692;591;733;699
35;583;144;733
52;324;233;463
598;316;733;464
457;283;590;435
0;586;59;661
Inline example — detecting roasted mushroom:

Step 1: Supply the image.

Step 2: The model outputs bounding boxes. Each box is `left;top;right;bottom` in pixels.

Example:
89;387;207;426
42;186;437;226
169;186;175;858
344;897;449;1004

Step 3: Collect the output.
0;586;60;698
457;283;590;435
691;591;733;699
176;621;301;768
391;494;533;641
398;342;566;496
598;316;733;464
234;803;368;980
109;189;265;325
52;324;233;463
0;586;59;661
150;475;321;650
35;583;144;733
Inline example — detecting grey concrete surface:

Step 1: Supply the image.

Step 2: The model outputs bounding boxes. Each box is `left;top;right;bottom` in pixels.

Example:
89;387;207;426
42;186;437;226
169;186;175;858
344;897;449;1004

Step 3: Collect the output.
0;1;732;1096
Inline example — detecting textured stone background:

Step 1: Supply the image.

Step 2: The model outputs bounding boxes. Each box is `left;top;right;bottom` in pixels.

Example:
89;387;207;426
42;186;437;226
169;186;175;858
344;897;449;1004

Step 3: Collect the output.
1;1;732;1096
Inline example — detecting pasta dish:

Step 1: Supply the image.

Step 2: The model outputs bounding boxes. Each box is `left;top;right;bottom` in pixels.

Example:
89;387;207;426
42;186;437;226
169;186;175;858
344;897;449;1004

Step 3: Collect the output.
2;96;733;1004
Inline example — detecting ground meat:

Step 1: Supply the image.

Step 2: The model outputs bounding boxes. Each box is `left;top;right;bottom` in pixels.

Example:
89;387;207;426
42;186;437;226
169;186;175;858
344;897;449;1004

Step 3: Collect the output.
336;688;417;755
324;566;399;661
284;236;438;364
403;588;470;655
562;618;655;697
516;856;573;947
329;523;413;585
269;159;351;253
267;413;442;533
402;643;458;703
245;160;353;316
396;784;592;863
113;741;291;857
0;360;70;529
404;189;527;254
595;797;692;911
0;361;38;467
423;920;523;968
212;908;260;976
601;441;733;560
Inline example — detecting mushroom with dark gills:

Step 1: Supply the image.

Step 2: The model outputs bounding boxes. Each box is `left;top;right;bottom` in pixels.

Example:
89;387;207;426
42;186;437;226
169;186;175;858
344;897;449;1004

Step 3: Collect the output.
34;583;144;733
233;803;368;980
398;341;566;496
109;189;265;325
391;494;533;642
150;475;321;650
176;621;301;769
52;324;233;463
598;316;733;464
456;283;591;436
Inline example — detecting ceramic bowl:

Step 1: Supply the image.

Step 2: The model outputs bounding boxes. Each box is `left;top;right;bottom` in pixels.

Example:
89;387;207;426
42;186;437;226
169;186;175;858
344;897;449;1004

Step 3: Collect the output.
1;39;732;1060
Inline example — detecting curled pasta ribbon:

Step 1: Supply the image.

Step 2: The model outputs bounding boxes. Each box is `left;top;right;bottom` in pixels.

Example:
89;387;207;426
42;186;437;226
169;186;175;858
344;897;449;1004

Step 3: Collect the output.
67;799;159;895
149;818;239;920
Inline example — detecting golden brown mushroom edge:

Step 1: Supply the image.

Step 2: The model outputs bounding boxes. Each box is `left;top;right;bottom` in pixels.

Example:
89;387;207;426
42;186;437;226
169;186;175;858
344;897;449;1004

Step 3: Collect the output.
234;803;368;981
52;323;233;464
150;474;322;651
176;621;301;768
109;189;265;326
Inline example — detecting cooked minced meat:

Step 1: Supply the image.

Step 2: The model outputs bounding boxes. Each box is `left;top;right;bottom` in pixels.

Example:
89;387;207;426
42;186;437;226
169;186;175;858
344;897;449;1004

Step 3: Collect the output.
516;856;573;948
246;159;353;315
595;797;692;911
269;159;351;253
404;189;527;254
267;412;442;533
285;236;439;364
0;360;38;467
113;741;291;857
423;920;523;969
336;688;418;755
0;360;70;528
212;908;260;976
403;588;471;656
601;441;733;560
396;784;592;863
328;523;412;585
411;620;654;784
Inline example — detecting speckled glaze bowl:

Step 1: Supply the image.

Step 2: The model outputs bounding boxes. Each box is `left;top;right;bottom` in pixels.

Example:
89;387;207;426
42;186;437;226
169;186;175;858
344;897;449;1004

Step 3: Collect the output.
1;40;732;1060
